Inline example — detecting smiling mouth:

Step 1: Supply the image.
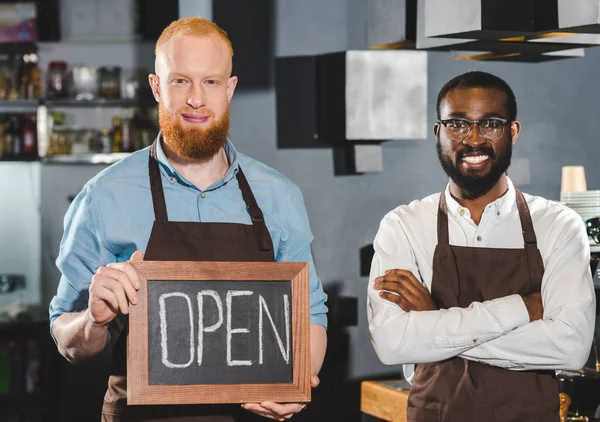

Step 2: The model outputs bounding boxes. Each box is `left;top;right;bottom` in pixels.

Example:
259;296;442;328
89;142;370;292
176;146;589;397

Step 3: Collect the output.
462;155;489;164
460;154;490;170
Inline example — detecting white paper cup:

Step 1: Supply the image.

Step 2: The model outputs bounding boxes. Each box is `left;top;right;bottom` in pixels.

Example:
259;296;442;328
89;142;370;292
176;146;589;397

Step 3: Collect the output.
561;166;587;193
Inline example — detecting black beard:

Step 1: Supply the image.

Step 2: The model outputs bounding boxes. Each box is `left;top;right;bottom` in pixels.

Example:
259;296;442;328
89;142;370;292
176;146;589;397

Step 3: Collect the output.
436;141;512;200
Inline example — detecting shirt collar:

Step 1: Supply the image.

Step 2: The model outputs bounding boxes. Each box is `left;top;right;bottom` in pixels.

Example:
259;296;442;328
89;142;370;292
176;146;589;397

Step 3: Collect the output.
154;132;240;190
443;176;516;220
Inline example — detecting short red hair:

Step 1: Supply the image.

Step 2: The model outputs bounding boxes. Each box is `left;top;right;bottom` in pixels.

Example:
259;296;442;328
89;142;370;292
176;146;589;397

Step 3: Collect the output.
155;17;234;57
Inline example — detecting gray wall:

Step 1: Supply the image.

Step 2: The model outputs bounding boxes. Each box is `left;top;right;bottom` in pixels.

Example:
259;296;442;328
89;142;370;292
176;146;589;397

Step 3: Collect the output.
35;0;600;387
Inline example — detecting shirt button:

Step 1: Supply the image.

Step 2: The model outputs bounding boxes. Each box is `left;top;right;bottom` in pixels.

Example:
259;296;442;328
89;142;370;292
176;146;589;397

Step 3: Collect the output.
170;177;176;182
497;211;501;215
477;236;482;242
200;192;206;198
473;338;479;343
460;209;465;215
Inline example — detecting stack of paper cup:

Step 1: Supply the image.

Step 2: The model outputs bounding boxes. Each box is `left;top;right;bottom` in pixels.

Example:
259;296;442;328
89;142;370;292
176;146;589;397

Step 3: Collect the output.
561;166;587;193
559;166;600;225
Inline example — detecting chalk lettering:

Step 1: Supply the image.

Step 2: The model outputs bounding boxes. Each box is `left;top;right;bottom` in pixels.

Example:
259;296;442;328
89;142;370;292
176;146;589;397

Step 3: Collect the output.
259;294;290;364
197;290;223;366
159;292;194;368
226;290;253;366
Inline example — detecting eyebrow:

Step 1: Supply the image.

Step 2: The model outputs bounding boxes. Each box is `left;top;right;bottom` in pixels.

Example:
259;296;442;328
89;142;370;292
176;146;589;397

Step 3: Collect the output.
445;112;507;119
167;73;225;80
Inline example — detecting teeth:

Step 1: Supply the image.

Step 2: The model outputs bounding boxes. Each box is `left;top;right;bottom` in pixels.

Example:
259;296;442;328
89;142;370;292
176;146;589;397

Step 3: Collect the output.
463;155;489;164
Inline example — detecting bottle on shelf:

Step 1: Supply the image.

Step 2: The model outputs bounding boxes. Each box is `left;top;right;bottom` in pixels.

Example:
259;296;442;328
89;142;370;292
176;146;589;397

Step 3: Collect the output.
0;122;4;158
122;117;132;153
100;129;111;153
22;53;41;100
22;114;37;157
9;115;21;156
3;116;12;157
112;115;123;153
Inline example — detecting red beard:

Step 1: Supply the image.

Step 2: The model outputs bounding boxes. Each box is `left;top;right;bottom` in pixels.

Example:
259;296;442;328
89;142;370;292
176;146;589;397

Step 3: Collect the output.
158;102;230;161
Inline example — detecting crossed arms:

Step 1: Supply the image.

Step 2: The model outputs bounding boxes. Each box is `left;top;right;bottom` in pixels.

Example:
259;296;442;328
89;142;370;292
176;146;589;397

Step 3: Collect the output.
367;213;596;372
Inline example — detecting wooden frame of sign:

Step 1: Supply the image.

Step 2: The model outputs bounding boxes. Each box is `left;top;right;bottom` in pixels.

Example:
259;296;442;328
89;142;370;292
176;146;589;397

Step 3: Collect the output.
127;261;311;405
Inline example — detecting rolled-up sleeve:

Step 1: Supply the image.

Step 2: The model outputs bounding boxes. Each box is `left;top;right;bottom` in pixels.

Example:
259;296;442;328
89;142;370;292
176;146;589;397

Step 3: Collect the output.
49;187;115;330
276;186;328;328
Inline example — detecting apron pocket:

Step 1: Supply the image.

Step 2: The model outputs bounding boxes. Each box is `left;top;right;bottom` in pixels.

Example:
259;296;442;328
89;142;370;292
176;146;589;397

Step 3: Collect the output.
407;407;441;422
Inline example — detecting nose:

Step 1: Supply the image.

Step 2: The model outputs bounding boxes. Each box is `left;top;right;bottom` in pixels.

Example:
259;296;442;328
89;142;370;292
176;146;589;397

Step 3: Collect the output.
462;123;485;148
186;84;206;109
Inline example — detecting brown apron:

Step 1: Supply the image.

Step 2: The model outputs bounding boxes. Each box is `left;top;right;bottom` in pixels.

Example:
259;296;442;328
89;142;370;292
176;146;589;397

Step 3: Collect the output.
406;187;559;422
101;141;275;421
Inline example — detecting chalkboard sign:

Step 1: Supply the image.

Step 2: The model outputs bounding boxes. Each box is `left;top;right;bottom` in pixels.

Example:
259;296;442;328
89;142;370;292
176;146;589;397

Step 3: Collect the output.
127;261;311;406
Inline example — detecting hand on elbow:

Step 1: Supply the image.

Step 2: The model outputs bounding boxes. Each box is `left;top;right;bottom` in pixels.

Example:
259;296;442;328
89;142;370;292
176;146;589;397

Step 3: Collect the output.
521;292;543;322
373;269;437;312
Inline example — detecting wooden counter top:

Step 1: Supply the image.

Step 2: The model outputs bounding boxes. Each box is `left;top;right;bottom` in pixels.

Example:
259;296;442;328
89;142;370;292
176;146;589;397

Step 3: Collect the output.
360;380;410;422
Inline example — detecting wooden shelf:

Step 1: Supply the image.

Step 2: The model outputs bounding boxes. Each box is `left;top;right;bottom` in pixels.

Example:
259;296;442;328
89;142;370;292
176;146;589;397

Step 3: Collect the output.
0;100;39;112
361;380;410;422
0;99;155;110
42;152;131;165
44;98;155;108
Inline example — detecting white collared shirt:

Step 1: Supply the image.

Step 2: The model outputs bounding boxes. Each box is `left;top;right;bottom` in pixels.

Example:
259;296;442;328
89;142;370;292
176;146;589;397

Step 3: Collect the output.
367;178;596;381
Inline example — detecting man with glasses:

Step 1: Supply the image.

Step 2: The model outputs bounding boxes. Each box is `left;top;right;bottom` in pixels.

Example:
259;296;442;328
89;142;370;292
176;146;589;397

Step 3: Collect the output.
367;71;595;421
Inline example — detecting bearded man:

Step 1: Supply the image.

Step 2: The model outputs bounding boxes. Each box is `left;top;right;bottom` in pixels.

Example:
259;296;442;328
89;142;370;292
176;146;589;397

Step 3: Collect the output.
50;17;327;422
367;71;595;422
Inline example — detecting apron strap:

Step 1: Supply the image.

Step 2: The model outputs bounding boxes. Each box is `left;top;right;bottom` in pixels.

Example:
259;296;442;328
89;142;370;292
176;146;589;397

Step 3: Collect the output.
148;140;169;222
437;190;450;245
514;187;538;247
236;167;274;252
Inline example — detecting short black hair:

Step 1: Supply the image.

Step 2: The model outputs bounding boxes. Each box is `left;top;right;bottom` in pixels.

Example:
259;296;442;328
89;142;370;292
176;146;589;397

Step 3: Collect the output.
436;71;517;121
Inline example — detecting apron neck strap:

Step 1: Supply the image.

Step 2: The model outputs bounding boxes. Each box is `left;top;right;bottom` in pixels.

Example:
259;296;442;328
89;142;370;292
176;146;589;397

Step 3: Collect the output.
236;167;273;252
149;141;169;222
437;190;450;245
437;185;538;248
514;187;538;247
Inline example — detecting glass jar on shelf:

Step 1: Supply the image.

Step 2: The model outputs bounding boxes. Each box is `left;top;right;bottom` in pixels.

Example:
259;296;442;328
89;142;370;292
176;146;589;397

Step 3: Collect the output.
71;66;97;101
46;61;68;99
98;66;121;99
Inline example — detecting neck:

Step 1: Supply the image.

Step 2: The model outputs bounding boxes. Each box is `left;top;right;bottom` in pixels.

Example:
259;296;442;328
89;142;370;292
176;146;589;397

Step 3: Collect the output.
161;140;229;191
449;174;508;225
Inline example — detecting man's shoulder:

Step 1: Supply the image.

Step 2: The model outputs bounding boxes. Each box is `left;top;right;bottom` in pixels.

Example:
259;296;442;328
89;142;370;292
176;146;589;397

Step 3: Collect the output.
83;147;150;194
384;192;440;222
523;191;584;228
237;152;301;196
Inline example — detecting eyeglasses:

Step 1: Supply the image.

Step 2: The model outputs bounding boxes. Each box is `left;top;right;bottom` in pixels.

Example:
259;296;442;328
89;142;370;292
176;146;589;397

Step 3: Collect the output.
438;118;509;141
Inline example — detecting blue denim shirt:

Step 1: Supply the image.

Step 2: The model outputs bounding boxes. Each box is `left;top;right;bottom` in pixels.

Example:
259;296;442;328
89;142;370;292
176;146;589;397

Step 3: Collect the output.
49;137;328;329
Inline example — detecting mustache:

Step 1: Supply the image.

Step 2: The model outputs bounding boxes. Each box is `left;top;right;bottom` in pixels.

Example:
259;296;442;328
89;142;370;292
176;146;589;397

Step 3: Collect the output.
456;146;495;162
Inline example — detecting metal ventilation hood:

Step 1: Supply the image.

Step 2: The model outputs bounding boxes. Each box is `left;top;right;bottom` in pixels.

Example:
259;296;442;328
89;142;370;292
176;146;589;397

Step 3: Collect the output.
415;0;599;61
416;0;591;54
367;0;417;49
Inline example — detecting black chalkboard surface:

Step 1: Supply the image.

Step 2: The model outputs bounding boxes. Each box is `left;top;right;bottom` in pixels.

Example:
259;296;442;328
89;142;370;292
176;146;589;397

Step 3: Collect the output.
148;280;293;385
128;261;311;405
